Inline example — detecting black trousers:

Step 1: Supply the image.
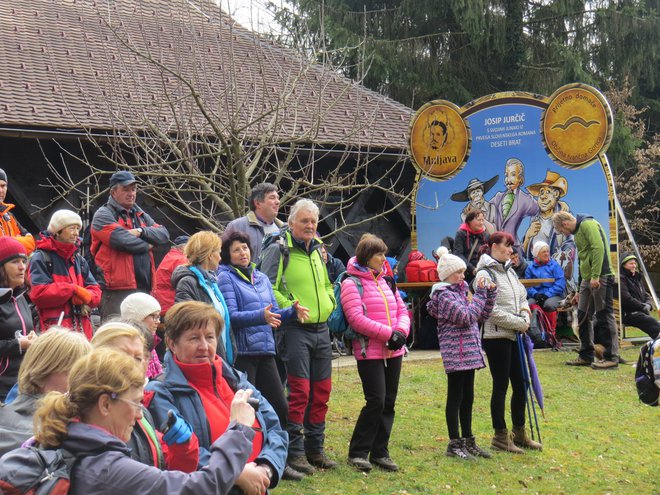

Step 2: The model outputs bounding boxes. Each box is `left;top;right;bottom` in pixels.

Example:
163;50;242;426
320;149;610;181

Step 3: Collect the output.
348;355;403;459
623;312;660;340
446;369;475;439
482;338;526;430
233;354;288;428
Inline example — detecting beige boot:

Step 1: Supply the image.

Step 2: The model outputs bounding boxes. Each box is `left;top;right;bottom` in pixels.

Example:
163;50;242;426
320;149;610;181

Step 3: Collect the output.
491;429;524;454
512;426;543;451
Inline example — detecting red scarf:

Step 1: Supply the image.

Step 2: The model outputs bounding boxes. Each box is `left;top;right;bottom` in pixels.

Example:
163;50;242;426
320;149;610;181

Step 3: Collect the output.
176;355;264;462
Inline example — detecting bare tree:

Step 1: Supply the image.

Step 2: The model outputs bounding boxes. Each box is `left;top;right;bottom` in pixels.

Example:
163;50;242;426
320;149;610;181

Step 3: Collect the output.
39;0;413;239
609;83;660;268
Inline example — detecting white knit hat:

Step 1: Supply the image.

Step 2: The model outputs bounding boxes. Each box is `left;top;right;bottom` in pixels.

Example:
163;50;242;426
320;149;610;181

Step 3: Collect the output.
120;292;161;322
532;241;549;258
435;246;467;281
47;209;82;234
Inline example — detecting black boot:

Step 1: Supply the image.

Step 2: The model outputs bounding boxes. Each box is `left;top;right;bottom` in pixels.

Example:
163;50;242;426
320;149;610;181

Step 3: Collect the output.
463;436;492;459
445;438;475;460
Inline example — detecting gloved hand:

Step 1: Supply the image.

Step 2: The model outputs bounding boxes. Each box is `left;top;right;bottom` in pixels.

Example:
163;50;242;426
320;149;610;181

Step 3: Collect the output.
535;293;548;306
387;330;407;351
72;285;92;305
162;410;193;445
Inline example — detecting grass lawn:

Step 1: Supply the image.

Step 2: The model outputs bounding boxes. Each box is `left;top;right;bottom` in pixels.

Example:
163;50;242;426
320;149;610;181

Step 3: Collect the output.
276;345;658;495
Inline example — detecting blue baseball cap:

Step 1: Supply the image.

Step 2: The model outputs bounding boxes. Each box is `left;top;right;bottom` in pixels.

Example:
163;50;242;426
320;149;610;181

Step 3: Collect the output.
109;171;137;187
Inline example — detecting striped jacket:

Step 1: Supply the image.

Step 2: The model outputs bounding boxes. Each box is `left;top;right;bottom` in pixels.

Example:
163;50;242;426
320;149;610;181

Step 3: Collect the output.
427;281;496;373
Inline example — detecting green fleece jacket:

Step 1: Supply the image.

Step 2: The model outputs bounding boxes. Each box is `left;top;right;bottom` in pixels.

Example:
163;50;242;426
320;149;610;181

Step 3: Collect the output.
259;231;335;324
574;214;613;280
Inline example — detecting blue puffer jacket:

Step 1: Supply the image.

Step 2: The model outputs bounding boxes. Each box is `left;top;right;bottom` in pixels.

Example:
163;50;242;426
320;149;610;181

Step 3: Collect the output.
524;258;566;298
146;352;287;486
217;264;295;356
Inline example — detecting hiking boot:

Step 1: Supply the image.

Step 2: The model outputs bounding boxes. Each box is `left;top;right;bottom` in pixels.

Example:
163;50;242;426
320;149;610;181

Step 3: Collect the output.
491;429;524;454
370;456;399;472
617;356;628;365
287;455;316;475
463;436;492;459
307;452;338;469
445;438;475;460
591;359;618;370
512;426;543;451
282;465;305;481
565;356;592;366
347;456;372;472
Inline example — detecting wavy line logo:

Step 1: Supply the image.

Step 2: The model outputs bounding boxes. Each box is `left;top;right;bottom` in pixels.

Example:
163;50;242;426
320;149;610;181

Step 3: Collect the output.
542;85;612;167
551;116;600;130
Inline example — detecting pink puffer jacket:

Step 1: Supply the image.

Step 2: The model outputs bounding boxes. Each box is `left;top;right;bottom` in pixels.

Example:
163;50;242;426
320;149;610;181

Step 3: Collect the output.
340;257;410;360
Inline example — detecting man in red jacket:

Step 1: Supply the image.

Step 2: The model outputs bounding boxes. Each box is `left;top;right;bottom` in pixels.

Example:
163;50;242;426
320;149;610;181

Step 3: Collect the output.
91;171;170;320
152;235;189;317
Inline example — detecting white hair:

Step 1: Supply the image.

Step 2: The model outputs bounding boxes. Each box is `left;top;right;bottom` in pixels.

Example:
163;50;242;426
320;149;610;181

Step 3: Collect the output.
288;199;319;223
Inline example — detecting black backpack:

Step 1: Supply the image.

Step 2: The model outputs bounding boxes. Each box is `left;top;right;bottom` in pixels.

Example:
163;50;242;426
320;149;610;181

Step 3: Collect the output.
635;338;659;406
0;446;86;494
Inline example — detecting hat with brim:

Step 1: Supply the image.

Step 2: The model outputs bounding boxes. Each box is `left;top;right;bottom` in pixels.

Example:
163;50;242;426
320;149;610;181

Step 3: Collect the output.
527;170;568;197
450;175;499;202
109;170;137;188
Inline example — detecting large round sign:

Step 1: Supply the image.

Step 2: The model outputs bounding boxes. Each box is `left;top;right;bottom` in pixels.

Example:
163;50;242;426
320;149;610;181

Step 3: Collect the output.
409;101;470;179
541;84;613;168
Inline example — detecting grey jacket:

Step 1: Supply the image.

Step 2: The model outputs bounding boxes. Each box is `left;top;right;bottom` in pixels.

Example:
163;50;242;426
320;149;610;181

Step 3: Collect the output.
0;393;39;455
224;212;284;262
63;420;254;494
475;254;530;341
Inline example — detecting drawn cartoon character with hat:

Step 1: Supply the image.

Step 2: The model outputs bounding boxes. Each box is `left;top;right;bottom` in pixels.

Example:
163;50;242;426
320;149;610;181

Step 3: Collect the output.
450;175;499;234
522;170;576;279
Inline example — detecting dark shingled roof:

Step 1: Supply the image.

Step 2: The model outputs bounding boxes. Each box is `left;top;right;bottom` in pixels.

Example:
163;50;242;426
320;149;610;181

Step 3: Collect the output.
0;0;412;150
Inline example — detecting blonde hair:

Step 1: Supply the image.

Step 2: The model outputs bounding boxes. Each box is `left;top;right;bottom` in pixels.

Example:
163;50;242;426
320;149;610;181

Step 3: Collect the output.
18;328;92;395
91;321;144;349
185;231;222;266
165;301;224;345
33;348;145;448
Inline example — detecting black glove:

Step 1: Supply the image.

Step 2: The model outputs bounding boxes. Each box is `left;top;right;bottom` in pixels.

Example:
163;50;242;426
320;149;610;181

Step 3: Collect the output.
387;330;407;350
535;293;548;306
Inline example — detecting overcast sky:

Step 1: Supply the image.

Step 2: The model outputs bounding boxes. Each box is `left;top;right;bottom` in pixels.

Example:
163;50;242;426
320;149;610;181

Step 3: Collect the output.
220;0;289;34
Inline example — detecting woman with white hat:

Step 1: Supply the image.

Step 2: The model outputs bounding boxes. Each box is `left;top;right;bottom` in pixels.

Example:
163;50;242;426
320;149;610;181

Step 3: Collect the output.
28;209;101;339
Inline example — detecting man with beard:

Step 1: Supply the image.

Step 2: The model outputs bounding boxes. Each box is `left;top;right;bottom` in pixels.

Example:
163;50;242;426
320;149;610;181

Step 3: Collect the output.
490;158;538;251
522;170;576;280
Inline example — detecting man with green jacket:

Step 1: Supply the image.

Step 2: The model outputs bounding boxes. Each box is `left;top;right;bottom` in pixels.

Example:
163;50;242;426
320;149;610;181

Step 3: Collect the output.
553;211;619;369
260;198;337;475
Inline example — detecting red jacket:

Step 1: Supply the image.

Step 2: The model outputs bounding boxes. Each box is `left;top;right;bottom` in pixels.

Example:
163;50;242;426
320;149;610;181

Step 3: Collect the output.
28;233;101;339
91;197;169;291
152;246;187;316
0;202;35;254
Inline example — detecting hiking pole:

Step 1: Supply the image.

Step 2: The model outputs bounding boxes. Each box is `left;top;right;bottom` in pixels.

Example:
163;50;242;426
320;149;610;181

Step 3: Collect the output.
516;333;535;438
519;333;542;443
516;333;541;442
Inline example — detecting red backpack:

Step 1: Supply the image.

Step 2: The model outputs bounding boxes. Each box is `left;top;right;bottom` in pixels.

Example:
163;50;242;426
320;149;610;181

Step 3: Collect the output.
405;259;439;283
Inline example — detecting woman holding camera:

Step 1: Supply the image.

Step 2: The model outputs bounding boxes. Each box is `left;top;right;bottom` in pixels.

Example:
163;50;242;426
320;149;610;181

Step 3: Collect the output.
340;234;410;473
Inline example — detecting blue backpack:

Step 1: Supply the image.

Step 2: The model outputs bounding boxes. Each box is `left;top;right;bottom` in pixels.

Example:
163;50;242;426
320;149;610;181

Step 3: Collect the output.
328;272;372;358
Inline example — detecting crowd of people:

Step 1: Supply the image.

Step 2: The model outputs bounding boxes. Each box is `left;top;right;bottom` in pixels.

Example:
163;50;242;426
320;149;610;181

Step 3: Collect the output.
0;166;655;492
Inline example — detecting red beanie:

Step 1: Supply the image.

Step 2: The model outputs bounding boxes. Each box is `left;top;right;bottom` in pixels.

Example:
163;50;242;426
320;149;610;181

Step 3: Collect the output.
0;237;27;265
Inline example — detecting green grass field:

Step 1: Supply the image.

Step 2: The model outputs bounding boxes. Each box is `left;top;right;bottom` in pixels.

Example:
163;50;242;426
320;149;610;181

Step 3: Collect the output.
276;345;658;495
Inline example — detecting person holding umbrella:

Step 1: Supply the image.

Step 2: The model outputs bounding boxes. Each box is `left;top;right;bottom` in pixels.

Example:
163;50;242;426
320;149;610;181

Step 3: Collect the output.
474;231;543;453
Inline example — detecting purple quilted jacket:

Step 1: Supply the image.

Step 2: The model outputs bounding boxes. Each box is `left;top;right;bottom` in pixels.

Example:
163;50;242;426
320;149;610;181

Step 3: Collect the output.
427;281;496;373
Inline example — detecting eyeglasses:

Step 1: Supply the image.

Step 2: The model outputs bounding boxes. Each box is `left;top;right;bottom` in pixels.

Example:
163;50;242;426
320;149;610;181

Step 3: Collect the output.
109;392;143;411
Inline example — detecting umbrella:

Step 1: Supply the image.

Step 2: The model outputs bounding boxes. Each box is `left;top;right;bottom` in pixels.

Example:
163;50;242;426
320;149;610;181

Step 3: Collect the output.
522;332;545;416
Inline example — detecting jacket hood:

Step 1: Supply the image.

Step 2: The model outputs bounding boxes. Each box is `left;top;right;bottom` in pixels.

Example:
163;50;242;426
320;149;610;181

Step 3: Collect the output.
346;256;382;281
35;231;81;259
574;214;593;231
172;264;215;286
430;280;466;295
60;421;130;456
476;253;508;271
